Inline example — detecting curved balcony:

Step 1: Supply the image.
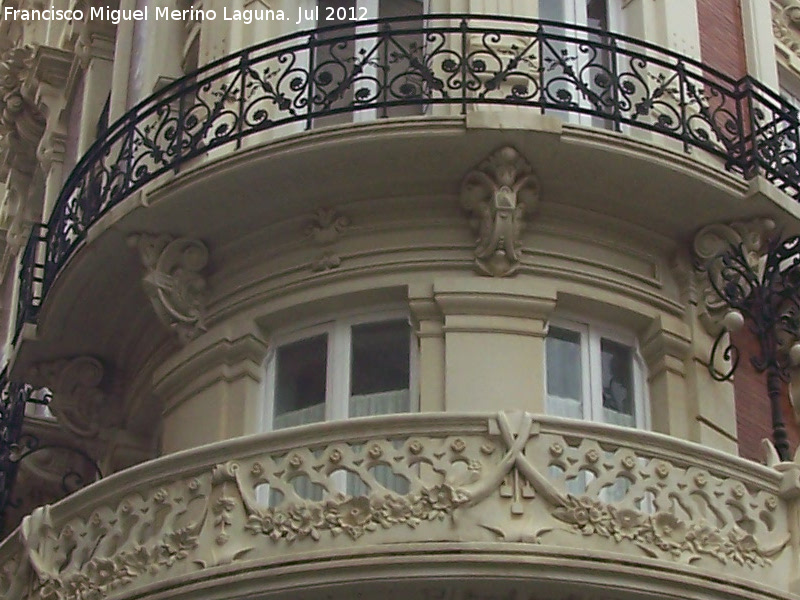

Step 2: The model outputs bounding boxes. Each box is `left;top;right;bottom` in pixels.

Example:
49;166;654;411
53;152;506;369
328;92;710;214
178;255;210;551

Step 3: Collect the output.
14;14;800;341
0;412;795;600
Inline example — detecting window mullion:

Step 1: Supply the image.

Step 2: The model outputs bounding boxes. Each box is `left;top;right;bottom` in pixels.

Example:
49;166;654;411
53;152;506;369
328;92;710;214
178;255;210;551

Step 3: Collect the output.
587;327;603;422
578;322;592;421
263;348;277;431
327;322;351;420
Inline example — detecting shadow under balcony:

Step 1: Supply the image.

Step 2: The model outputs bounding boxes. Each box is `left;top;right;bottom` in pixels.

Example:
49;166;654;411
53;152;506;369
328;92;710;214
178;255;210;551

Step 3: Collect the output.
10;14;800;415
0;412;795;600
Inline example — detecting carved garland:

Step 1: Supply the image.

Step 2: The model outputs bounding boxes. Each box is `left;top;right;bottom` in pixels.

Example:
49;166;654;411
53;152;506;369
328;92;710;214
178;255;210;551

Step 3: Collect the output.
8;413;788;600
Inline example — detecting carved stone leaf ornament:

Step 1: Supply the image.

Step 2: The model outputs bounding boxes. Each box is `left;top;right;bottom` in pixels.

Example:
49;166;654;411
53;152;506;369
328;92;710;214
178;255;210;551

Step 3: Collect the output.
3;412;790;600
460;146;540;277
691;218;775;335
773;0;800;60
25;356;110;438
0;46;45;176
128;234;209;343
305;207;350;272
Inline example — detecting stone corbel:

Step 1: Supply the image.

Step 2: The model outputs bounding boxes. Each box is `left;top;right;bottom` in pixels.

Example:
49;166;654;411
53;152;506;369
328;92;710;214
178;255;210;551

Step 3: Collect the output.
304;207;350;272
26;356;114;439
460;146;540;277
691;218;775;336
128;234;210;343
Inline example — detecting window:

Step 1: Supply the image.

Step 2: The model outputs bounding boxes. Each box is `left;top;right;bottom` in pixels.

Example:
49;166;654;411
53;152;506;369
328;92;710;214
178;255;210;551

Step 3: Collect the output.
313;0;425;127
539;0;623;128
545;318;647;429
265;313;415;431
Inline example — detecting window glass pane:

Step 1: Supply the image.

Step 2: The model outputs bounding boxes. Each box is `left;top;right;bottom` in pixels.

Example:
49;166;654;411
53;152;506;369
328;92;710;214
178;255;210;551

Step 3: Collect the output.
274;334;328;429
601;337;635;427
349;320;411;417
349;319;411;497
378;0;425;118
314;0;357;127
546;327;584;419
586;0;609;31
539;0;566;21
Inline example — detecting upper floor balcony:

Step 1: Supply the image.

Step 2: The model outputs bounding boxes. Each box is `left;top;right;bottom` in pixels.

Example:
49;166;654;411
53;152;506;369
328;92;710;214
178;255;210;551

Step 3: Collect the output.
11;13;800;347
1;411;797;600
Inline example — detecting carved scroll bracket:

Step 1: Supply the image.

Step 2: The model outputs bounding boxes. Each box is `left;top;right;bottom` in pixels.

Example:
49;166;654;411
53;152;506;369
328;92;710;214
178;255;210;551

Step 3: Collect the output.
773;0;800;65
25;356;115;439
128;234;210;343
691;218;775;336
460;146;540;277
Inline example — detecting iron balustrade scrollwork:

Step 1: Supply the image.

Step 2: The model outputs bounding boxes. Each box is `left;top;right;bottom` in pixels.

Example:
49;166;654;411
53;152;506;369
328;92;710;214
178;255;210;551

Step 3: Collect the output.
705;235;800;461
0;373;103;536
0;372;27;533
14;15;800;332
14;224;47;343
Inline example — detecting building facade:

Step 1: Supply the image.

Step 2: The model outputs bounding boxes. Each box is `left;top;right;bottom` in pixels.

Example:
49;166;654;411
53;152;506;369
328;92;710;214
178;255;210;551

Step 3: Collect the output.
1;0;800;599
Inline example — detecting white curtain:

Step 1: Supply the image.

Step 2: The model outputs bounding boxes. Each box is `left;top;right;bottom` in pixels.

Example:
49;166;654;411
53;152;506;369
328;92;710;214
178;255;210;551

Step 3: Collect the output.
272;403;326;503
348;389;410;496
273;403;326;430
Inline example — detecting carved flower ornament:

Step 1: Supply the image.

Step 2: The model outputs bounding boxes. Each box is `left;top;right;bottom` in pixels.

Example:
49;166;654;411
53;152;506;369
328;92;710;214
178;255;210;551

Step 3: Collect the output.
552;495;780;566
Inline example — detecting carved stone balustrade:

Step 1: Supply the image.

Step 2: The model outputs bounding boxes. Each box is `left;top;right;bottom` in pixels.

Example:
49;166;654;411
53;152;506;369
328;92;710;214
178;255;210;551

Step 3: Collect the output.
0;413;796;600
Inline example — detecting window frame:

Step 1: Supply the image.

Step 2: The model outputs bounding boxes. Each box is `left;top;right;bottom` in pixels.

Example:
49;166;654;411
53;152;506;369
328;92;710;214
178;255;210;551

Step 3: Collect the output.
544;315;650;429
263;306;419;431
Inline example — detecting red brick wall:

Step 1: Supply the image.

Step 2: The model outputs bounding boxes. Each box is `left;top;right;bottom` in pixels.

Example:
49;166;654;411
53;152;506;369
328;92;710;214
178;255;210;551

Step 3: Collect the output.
732;331;800;462
696;0;747;78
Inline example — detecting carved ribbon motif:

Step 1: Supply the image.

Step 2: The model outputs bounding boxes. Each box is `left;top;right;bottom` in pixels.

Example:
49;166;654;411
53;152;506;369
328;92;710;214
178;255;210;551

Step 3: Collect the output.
1;412;790;600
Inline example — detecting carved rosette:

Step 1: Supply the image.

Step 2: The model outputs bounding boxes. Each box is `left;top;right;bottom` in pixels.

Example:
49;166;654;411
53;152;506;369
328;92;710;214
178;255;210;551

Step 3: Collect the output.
691;218;775;336
128;234;209;343
304;207;350;272
460;146;540;277
25;357;111;439
3;412;789;600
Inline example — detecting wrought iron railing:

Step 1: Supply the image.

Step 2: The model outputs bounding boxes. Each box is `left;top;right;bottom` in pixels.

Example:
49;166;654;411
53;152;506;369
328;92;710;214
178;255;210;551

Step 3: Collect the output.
0;373;27;534
14;224;46;342
16;15;800;332
0;371;102;537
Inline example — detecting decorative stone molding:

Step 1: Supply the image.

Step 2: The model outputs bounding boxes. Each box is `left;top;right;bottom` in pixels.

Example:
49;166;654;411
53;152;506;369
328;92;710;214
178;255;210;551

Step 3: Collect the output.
0;412;789;600
691;218;775;336
460;146;540;277
128;234;210;343
304;207;350;272
0;46;45;178
25;357;113;439
773;0;800;63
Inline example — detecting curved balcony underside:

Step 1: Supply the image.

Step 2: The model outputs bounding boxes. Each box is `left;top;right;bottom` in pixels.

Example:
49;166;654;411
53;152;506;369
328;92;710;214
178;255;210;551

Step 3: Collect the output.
14;14;800;340
0;413;794;600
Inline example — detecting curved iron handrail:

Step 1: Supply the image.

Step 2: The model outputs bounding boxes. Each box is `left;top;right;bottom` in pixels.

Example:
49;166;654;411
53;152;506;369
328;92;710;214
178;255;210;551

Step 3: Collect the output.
17;14;800;336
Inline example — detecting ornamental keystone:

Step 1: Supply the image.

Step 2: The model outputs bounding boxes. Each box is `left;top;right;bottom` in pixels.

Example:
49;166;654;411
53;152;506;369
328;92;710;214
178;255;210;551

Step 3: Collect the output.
460;146;540;277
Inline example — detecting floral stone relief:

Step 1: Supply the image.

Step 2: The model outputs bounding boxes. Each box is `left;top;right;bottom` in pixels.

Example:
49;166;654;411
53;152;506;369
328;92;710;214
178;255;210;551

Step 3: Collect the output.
1;412;791;600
